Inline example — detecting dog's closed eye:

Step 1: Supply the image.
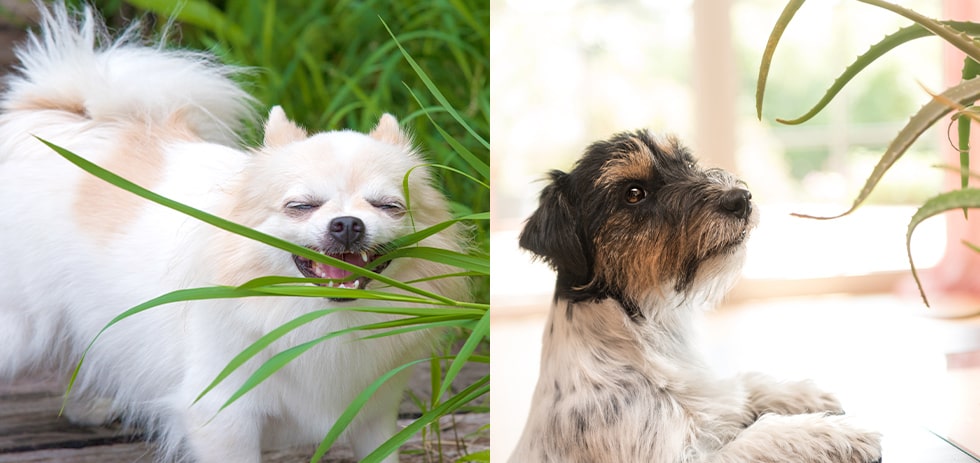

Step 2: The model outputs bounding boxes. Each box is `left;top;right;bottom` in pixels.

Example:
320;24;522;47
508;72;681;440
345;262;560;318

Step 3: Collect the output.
285;200;322;217
370;199;406;218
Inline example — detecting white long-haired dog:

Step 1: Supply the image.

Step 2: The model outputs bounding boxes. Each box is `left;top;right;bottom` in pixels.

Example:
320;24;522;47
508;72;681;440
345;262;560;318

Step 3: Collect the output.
0;4;466;462
509;131;881;462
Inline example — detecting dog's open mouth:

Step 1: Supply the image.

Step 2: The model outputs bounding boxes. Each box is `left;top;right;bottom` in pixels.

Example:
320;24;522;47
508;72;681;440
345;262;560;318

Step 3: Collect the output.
292;250;391;293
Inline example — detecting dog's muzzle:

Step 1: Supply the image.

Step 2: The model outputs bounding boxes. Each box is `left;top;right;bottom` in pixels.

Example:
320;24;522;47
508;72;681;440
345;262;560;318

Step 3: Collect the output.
720;188;752;220
291;216;392;300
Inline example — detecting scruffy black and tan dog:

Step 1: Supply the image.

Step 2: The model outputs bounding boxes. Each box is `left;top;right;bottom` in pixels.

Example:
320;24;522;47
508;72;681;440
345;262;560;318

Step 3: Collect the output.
509;131;882;463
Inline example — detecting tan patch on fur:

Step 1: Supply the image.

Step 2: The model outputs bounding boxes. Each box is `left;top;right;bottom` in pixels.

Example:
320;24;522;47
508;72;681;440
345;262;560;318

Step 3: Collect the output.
263;106;307;147
6;94;88;117
369;114;409;146
596;137;655;187
592;217;669;298
588;134;713;297
74;119;196;243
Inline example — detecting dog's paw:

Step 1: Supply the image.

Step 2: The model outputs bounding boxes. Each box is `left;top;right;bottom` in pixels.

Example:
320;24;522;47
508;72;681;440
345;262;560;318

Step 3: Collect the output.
780;379;844;415
740;372;844;416
726;413;881;463
63;397;116;426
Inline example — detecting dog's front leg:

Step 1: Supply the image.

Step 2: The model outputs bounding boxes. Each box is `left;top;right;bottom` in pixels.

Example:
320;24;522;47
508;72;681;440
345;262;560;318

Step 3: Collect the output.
346;378;405;463
183;404;263;463
737;371;844;417
708;412;882;463
349;415;400;463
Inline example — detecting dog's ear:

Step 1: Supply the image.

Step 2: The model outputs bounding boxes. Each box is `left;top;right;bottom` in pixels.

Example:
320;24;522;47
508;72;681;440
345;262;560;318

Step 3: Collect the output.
263;106;307;147
519;170;589;279
370;113;411;146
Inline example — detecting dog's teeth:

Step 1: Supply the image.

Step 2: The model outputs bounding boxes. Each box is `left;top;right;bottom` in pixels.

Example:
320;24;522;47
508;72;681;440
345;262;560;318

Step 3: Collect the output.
352;280;360;290
327;281;334;288
360;252;368;262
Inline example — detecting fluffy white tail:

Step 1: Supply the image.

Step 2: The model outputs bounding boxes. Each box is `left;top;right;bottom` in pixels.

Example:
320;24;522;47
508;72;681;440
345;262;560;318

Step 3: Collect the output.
1;3;255;145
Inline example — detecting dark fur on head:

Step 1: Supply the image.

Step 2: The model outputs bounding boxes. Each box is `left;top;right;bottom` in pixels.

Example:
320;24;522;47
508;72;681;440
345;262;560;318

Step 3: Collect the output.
519;130;753;321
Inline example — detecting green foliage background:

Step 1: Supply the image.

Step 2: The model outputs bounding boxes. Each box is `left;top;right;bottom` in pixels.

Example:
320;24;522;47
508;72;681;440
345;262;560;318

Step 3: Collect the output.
86;0;490;298
46;1;489;461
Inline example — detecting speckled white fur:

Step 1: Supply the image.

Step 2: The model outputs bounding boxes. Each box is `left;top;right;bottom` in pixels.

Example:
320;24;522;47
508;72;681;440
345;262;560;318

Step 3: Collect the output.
510;149;881;462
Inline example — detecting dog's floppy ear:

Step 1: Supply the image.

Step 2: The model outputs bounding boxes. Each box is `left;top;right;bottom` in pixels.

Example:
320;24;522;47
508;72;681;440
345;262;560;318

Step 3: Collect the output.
263;106;307;147
370;113;411;146
519;170;589;281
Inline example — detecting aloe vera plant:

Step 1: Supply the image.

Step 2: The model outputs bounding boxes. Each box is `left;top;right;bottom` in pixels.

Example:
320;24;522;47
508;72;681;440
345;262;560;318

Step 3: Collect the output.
757;0;980;306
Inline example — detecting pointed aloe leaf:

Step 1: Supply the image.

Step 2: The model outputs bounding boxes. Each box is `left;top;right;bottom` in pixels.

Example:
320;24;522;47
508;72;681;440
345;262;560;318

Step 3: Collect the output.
793;76;980;220
958;56;980;210
906;188;980;307
933;163;980;180
963;240;980;253
857;0;980;65
756;0;806;120
777;21;980;125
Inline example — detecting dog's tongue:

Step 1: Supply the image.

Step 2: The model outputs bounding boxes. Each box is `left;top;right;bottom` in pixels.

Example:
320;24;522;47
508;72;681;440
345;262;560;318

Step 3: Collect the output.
313;252;370;280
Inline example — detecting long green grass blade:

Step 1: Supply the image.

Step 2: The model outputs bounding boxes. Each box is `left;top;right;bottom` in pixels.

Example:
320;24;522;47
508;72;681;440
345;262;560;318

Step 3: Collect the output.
407;87;489;179
246;285;434;303
35;137;454;304
125;0;247;46
194;305;478;406
906;188;980;306
384;211;489;251
214;331;354;415
362;375;489;463
310;358;431;462
435;309;489;403
756;0;806;120
793;76;980;220
63;285;265;410
356;320;475;340
210;312;470;415
381;18;489;150
193;307;338;404
458;450;491;462
380;247;489;274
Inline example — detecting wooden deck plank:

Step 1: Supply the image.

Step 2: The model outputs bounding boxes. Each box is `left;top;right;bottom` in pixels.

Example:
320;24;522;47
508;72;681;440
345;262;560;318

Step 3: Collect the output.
0;371;488;462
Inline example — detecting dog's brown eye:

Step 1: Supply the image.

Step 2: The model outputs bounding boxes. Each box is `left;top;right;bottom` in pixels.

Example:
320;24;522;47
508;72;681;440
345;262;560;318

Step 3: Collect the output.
625;186;646;204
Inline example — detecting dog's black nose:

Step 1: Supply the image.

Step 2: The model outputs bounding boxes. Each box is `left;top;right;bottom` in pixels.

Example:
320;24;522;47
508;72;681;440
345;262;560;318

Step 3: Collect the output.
720;188;752;219
328;216;365;248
